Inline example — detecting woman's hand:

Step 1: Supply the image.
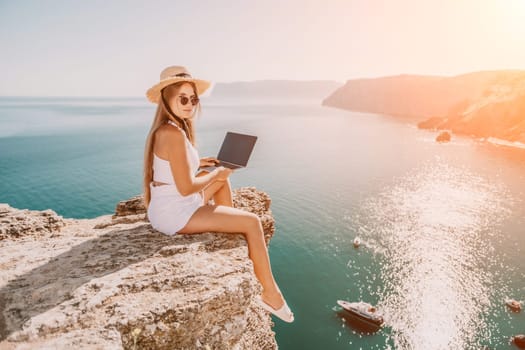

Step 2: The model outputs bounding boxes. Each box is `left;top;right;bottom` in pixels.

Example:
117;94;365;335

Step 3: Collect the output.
199;157;219;167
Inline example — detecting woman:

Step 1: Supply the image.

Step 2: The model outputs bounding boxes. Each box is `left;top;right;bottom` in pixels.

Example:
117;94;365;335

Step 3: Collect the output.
143;65;294;323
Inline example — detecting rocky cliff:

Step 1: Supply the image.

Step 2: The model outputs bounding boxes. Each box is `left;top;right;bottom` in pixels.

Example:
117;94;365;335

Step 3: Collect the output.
0;187;278;350
322;71;508;119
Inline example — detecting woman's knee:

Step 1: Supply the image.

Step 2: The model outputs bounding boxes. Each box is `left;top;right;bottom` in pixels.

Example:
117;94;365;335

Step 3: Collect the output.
243;212;262;232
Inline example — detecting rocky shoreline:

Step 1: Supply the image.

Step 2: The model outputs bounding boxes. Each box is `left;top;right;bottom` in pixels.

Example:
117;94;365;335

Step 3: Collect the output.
0;187;278;350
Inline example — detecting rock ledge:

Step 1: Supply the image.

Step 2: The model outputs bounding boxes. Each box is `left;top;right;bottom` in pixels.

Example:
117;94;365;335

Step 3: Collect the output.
0;187;277;349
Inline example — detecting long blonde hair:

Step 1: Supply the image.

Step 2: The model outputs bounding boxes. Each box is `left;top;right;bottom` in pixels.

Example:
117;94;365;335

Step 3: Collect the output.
143;82;202;209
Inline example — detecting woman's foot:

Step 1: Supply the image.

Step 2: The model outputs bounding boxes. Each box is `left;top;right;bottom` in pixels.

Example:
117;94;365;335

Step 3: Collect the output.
255;291;294;323
261;290;285;310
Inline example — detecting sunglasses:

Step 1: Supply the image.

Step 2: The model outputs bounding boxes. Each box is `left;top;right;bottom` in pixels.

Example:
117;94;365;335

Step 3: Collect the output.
179;95;199;106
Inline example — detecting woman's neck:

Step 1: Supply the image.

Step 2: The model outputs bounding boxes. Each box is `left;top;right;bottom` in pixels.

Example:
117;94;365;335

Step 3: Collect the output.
167;119;182;128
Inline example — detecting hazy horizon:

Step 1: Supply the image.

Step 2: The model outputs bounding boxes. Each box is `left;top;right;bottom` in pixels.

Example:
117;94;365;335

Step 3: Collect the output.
3;68;525;98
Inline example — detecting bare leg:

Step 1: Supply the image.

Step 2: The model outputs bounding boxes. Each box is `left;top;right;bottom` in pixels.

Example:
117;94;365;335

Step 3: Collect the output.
212;178;233;207
178;205;285;309
246;214;284;307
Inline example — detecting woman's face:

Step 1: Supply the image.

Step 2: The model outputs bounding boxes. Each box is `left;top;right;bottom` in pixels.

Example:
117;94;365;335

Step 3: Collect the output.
165;82;198;119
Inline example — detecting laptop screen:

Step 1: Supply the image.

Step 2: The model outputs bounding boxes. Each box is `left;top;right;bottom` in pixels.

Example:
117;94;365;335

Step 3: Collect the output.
217;132;257;166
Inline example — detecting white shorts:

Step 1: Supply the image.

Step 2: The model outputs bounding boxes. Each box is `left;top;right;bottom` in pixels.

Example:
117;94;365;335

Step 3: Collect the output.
147;182;205;235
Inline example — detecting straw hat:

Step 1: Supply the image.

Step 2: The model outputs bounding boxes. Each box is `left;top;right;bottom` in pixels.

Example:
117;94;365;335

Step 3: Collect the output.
146;65;211;104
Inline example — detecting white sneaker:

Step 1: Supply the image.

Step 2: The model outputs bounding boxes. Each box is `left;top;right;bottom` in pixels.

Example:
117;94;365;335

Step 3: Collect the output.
255;295;295;323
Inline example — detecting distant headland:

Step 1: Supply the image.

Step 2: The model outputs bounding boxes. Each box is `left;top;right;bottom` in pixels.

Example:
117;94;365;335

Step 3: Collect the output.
321;70;525;145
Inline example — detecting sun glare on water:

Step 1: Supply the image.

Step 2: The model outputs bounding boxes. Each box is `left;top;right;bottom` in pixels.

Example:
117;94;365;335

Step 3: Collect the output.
351;160;513;349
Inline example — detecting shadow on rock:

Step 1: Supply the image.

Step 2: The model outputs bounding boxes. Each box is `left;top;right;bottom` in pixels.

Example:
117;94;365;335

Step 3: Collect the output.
0;223;238;341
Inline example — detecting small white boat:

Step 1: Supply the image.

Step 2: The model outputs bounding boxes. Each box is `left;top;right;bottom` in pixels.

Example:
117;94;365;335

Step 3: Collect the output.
337;300;384;327
353;237;361;248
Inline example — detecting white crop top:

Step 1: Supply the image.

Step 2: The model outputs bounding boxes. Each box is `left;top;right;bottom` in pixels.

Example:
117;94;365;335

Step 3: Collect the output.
152;120;200;184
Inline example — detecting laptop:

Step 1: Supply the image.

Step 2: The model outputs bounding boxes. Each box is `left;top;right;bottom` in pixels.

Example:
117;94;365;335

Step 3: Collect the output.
199;131;258;172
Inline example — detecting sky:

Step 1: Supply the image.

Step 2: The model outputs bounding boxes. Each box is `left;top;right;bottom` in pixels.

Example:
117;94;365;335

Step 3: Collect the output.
1;0;525;97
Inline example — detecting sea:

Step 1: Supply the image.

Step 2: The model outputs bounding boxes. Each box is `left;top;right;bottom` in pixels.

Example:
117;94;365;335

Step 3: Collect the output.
1;96;524;349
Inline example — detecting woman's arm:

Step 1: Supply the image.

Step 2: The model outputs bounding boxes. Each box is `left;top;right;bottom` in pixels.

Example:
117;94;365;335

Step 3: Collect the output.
162;128;220;196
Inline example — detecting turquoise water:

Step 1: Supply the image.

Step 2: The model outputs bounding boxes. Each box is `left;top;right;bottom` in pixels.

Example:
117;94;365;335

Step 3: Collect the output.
1;96;525;349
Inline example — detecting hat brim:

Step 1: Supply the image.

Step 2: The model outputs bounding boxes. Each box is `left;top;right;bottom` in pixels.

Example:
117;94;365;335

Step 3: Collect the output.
146;77;211;103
